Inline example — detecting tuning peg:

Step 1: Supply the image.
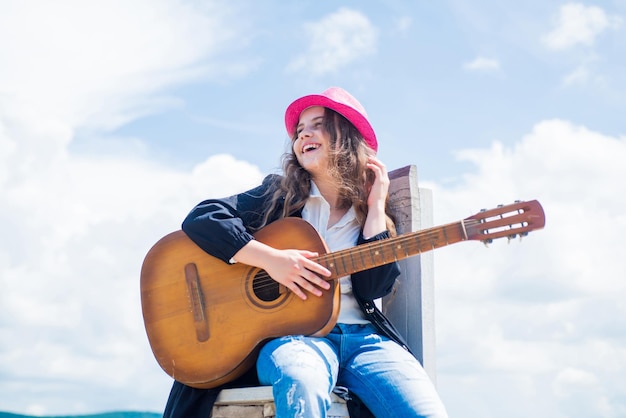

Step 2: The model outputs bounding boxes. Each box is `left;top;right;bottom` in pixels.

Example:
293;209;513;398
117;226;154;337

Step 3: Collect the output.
482;238;493;247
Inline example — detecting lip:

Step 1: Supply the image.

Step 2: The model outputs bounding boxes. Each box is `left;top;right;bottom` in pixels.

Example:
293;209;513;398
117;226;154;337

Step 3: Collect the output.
302;142;321;153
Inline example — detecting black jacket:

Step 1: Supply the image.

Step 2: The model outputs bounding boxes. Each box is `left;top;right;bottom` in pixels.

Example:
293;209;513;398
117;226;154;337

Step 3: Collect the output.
163;174;411;418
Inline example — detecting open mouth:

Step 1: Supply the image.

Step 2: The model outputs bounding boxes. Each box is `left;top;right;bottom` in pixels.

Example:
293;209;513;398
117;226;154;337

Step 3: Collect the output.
302;143;321;153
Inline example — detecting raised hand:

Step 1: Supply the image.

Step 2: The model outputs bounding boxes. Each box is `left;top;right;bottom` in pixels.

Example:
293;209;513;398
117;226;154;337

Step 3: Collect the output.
363;156;390;239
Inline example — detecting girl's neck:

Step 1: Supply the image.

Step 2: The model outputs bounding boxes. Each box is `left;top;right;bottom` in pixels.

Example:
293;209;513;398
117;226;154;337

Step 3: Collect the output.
312;176;342;210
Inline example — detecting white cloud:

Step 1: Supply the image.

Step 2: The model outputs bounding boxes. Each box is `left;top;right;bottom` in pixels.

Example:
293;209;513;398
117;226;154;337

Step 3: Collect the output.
463;56;501;72
286;8;378;76
560;57;608;88
0;147;265;415
426;120;626;417
543;3;623;50
562;64;591;85
0;144;260;409
0;0;243;132
395;16;413;33
552;367;597;398
0;0;264;414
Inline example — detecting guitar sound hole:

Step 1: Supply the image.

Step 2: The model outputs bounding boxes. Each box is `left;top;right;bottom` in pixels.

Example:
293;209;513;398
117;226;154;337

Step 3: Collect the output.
252;272;281;302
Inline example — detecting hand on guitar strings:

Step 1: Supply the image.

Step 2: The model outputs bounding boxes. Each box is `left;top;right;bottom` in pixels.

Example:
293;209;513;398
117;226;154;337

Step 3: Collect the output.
233;240;331;301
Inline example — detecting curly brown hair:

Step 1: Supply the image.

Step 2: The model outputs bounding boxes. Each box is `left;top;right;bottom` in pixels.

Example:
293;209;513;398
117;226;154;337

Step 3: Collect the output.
260;108;396;235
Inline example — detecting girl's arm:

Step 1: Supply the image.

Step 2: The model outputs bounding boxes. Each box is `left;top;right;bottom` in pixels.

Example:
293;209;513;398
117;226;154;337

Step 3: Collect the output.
182;174;331;301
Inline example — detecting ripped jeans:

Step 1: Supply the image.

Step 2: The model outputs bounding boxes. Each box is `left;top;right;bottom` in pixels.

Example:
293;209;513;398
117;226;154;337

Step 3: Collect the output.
256;323;448;418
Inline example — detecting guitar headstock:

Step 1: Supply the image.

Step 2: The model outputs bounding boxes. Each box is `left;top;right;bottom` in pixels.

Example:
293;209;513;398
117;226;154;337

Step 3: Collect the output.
463;200;545;244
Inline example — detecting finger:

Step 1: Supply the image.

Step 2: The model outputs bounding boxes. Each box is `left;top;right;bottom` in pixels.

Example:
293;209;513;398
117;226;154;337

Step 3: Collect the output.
368;157;388;176
301;268;331;290
303;259;331;278
289;283;309;300
367;163;385;183
296;277;325;297
299;250;319;258
367;166;381;180
286;263;329;297
295;251;331;277
299;250;330;269
283;275;319;300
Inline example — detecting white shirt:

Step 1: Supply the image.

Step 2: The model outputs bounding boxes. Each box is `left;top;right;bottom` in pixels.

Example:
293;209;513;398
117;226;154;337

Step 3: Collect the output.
301;182;369;324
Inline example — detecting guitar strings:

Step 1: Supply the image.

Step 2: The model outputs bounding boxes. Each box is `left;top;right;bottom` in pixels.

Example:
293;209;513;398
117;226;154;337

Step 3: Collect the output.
179;208;535;305
195;214;533;305
245;216;531;294
245;225;461;294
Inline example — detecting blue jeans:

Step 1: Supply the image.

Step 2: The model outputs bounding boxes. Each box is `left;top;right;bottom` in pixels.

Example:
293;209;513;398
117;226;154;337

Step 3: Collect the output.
256;323;448;418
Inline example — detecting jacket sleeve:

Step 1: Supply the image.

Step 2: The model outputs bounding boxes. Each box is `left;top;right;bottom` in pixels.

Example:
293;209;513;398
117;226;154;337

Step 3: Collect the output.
181;174;281;263
351;230;401;301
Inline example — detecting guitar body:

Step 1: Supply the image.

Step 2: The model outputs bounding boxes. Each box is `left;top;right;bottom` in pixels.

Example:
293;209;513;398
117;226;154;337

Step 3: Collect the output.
140;218;339;389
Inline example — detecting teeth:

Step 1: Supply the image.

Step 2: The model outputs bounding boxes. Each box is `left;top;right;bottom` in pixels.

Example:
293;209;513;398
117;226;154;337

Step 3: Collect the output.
303;143;320;153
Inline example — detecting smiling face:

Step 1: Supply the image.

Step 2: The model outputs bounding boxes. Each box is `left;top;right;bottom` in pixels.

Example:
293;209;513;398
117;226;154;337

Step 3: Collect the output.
293;106;332;178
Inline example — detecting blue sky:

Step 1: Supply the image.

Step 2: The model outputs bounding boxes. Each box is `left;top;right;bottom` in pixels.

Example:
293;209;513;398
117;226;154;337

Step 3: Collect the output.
1;1;625;417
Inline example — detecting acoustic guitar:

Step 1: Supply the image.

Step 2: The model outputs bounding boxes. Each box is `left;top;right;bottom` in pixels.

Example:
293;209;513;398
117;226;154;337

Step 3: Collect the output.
140;200;545;388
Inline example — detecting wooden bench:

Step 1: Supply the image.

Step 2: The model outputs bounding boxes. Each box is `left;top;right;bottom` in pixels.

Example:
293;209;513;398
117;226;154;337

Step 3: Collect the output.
212;386;350;418
212;165;435;417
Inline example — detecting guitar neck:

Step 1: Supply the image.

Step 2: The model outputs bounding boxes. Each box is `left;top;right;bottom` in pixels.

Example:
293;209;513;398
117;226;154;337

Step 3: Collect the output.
316;221;469;280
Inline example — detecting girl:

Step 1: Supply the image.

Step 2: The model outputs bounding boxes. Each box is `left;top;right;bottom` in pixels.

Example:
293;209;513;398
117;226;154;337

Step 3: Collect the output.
163;87;447;418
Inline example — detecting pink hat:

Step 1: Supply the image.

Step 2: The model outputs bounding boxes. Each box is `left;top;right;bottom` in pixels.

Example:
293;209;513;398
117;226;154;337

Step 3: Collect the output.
284;87;378;152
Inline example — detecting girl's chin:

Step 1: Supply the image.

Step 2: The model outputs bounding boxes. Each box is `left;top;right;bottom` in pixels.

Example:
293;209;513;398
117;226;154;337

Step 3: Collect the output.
299;161;327;175
298;156;323;169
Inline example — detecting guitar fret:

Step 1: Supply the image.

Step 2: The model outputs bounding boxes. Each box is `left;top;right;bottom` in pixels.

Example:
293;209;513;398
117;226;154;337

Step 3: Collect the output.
372;242;383;265
390;242;400;262
359;247;366;269
349;251;357;274
327;254;339;276
340;252;348;276
389;244;397;262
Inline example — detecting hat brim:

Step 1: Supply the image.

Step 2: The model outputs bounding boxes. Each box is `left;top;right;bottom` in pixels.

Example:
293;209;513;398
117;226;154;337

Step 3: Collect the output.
284;94;378;152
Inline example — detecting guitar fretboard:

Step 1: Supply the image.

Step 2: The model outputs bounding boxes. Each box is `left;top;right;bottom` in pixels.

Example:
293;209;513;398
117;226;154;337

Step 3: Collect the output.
316;221;469;279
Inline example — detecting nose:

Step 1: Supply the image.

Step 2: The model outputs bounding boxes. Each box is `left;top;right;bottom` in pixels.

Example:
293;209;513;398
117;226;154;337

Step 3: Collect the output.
297;125;313;141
